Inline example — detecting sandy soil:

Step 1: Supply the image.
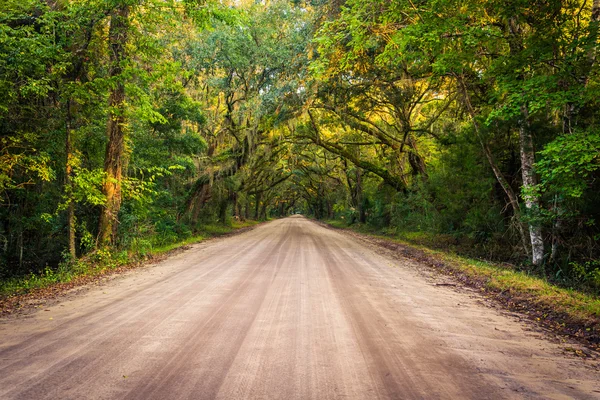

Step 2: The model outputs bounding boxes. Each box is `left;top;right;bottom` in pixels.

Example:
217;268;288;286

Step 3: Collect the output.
0;216;599;399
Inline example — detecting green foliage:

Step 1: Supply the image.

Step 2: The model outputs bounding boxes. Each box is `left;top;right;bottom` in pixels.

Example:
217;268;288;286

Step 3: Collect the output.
306;0;600;284
1;0;599;300
0;134;54;197
567;261;600;290
536;130;600;199
71;168;106;206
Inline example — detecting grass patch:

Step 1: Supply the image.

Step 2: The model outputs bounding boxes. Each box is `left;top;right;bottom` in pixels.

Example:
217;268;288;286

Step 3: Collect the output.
0;220;260;302
151;220;260;255
436;250;600;321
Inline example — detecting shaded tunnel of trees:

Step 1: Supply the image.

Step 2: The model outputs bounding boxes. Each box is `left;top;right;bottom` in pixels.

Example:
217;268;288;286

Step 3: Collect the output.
1;0;600;291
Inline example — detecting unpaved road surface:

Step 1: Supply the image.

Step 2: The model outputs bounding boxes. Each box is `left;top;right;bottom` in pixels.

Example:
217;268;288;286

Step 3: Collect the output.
1;216;599;399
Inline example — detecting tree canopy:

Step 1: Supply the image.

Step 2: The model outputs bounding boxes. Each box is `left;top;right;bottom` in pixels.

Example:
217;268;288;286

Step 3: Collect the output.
1;0;599;291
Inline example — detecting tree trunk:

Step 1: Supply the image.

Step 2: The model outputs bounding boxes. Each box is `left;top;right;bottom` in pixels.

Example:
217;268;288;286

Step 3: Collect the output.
456;75;531;256
506;16;545;267
406;136;427;177
279;202;285;217
519;105;544;267
549;195;562;262
17;229;23;271
231;191;240;220
188;181;212;225
65;99;76;259
98;5;130;247
254;192;261;220
260;202;267;221
356;168;366;224
245;197;250;220
218;197;229;223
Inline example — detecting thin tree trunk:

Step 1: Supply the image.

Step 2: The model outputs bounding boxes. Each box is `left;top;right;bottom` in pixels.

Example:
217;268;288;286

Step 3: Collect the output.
18;229;23;271
232;191;240;220
457;75;531;255
506;16;545;266
260;202;267;221
218;198;228;223
65;99;76;259
98;5;130;247
279;201;285;217
254;192;261;220
356;168;366;224
343;159;357;216
519;105;544;267
550;195;562;262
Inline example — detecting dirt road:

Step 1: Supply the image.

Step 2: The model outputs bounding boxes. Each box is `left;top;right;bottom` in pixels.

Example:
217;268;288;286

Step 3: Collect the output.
0;216;598;399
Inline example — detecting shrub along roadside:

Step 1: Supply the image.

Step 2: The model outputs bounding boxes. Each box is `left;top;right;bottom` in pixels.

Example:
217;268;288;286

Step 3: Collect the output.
0;220;260;314
322;220;600;354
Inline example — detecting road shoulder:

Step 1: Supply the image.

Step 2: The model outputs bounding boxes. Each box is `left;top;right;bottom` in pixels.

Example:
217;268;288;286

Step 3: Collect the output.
0;222;263;319
317;219;600;359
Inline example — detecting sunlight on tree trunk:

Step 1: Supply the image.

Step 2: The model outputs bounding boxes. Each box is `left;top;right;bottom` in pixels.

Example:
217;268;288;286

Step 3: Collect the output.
98;5;130;247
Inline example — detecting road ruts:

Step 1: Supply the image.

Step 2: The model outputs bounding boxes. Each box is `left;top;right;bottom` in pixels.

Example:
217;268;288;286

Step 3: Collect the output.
0;216;599;399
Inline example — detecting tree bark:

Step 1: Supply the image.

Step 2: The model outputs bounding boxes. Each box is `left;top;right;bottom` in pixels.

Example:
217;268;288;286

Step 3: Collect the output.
186;176;212;224
506;16;545;266
254;192;261;220
356;168;366;224
218;197;229;223
279;201;285;217
65;99;76;258
518;105;544;267
260;202;267;221
98;5;130;247
407;139;427;177
231;191;241;220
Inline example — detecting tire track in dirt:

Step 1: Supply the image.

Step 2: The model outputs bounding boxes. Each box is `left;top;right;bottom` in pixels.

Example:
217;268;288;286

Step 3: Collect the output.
0;216;598;399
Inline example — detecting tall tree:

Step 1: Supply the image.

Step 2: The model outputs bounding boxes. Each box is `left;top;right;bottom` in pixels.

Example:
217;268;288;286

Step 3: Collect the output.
98;3;131;246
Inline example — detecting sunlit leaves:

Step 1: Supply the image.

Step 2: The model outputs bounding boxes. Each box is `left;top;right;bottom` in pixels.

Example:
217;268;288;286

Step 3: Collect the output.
0;134;54;200
536;130;600;199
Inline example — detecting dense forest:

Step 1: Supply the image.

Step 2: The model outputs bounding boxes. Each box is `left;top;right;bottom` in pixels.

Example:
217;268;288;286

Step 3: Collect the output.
1;0;599;291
